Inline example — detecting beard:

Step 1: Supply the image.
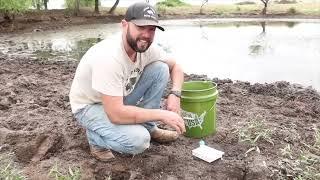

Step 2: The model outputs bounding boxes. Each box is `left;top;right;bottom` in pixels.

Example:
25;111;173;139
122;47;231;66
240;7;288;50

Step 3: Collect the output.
126;26;153;53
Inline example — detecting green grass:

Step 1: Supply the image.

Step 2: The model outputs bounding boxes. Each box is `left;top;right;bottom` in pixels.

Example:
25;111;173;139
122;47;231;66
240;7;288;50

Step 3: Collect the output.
152;2;320;16
234;117;274;155
48;162;81;180
278;128;320;180
156;0;188;7
0;153;25;180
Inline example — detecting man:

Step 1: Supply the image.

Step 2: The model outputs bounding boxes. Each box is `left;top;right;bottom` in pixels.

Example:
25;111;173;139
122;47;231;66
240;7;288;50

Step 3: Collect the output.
69;2;185;161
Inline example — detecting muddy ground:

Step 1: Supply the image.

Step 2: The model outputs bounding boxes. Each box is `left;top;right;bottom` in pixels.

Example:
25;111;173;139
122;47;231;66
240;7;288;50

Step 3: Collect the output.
0;52;319;179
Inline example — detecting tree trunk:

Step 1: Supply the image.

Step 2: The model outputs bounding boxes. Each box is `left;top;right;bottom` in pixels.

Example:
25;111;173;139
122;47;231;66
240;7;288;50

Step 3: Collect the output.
3;10;12;22
74;0;80;16
95;0;99;13
260;21;266;33
200;0;208;15
260;0;269;15
262;4;267;15
44;0;48;10
108;0;120;14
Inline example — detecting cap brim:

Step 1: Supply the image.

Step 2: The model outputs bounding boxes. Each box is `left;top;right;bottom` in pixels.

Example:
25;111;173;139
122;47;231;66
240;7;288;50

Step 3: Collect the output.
130;19;165;31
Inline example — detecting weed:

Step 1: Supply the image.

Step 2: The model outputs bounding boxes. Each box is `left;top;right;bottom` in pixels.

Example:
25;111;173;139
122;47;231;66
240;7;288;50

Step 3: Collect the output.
280;144;294;159
295;152;320;180
48;162;81;180
287;7;297;14
277;128;320;180
314;127;320;149
0;153;25;180
234;118;274;156
238;119;274;145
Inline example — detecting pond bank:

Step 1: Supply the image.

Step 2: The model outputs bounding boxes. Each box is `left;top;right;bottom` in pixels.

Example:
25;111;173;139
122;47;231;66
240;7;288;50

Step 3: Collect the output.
1;8;319;34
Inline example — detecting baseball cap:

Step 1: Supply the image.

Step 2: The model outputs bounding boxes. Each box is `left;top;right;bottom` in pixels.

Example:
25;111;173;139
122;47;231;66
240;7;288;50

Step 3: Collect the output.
125;2;165;31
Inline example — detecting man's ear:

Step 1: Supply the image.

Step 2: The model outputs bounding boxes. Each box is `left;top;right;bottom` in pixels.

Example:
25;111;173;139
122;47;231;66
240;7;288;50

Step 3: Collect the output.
121;20;128;28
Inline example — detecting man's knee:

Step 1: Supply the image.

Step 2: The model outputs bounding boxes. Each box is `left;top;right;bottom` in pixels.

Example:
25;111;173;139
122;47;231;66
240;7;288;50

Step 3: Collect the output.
127;129;151;154
146;61;169;81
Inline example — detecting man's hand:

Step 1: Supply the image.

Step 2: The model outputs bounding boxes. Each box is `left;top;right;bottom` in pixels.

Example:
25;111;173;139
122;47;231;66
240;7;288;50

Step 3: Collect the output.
161;110;186;134
166;94;181;115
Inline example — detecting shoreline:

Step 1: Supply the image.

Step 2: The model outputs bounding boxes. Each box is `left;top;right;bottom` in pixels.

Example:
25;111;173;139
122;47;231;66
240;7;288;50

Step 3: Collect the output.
1;11;319;34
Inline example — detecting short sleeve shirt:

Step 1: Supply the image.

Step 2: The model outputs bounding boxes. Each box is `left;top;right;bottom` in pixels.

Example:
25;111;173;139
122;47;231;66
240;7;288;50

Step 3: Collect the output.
69;37;169;113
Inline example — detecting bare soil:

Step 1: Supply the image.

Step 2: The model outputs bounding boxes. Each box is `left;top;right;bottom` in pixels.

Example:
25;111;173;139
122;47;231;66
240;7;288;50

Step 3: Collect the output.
1;52;320;179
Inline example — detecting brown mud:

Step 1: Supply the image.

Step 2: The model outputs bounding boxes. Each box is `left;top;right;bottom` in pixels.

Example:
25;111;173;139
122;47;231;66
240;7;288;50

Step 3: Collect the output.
0;53;319;179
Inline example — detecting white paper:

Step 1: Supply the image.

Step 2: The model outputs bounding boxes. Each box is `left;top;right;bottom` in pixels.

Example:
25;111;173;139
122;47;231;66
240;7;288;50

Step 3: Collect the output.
192;145;224;163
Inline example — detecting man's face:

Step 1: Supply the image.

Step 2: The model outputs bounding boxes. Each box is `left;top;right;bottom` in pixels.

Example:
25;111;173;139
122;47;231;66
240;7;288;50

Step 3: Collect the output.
126;22;156;53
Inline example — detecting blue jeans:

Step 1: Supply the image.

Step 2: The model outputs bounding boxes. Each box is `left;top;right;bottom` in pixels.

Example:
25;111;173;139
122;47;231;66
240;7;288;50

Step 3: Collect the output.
74;61;169;155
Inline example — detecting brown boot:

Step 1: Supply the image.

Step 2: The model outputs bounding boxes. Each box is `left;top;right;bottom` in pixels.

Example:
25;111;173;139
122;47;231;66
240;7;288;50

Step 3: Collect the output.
151;129;179;143
90;146;115;162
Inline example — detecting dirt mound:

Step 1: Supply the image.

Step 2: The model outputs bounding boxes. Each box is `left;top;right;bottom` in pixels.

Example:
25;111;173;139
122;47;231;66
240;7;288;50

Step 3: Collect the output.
0;54;319;179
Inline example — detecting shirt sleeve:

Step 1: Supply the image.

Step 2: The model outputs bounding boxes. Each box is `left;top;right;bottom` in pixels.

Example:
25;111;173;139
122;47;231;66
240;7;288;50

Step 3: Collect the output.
91;58;124;96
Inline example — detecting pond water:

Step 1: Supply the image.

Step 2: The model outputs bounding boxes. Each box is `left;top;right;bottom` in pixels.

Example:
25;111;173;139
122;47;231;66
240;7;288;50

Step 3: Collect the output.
1;19;320;91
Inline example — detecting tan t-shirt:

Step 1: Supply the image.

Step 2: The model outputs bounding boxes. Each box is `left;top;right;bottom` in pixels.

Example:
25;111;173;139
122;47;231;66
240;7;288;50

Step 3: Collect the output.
69;37;169;113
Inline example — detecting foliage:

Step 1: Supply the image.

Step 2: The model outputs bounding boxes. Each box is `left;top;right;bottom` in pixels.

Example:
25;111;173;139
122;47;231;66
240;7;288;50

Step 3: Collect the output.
156;0;188;8
274;0;297;4
0;153;25;180
237;118;274;146
287;7;297;14
48;162;81;180
0;0;32;19
234;117;274;155
32;0;49;10
235;1;256;5
276;128;320;179
65;0;95;9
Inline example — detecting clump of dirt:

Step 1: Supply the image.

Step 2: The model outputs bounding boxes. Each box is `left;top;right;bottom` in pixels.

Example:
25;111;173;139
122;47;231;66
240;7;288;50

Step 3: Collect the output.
0;54;319;179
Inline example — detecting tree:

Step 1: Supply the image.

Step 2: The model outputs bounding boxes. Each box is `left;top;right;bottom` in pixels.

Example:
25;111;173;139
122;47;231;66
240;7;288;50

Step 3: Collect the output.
108;0;120;14
94;0;99;13
0;0;31;22
34;0;41;10
260;0;271;15
74;0;80;15
44;0;49;10
200;0;208;15
32;0;49;10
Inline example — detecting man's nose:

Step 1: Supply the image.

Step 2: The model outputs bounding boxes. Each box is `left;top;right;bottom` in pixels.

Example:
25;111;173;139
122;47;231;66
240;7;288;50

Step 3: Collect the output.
142;31;153;39
142;28;155;38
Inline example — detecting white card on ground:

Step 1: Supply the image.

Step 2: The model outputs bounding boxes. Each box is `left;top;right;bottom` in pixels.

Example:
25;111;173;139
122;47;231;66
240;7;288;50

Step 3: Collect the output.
192;145;224;163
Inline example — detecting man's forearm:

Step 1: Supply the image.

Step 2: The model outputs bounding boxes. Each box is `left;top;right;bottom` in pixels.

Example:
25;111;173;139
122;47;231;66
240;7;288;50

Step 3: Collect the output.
105;104;165;124
170;63;184;91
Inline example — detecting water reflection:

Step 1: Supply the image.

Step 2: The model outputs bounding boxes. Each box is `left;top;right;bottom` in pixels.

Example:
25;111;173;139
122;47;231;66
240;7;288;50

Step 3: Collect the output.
70;38;102;59
1;19;319;91
32;38;103;60
249;21;268;56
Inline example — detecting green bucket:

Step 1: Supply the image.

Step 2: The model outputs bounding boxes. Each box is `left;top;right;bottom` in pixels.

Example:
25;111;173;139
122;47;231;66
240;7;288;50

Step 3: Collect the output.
181;81;218;138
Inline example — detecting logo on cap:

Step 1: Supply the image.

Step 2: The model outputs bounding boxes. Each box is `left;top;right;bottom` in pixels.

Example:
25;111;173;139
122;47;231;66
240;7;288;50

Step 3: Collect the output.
143;7;157;21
